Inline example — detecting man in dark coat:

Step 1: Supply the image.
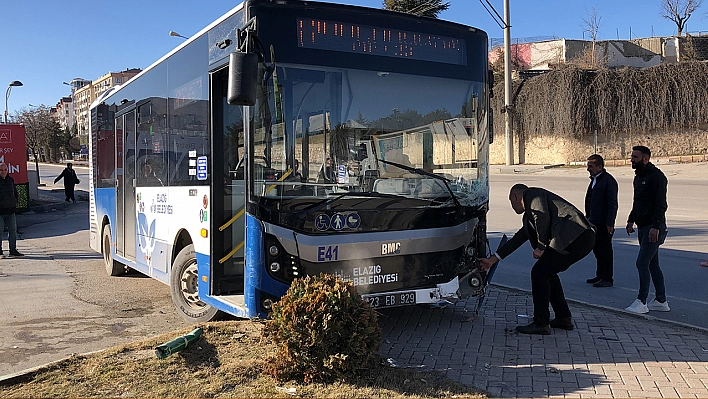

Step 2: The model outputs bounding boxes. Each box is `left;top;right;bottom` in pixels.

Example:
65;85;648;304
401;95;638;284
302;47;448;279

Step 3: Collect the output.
624;145;670;314
584;154;619;287
54;162;79;203
0;163;23;257
478;184;595;335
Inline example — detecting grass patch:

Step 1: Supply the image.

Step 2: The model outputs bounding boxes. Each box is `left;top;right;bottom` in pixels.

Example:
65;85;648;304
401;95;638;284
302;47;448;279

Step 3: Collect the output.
0;321;487;398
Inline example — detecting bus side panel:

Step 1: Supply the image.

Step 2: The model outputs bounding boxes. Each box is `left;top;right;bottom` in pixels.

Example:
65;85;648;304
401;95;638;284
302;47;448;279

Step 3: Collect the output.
245;213;264;318
245;213;289;318
93;187;116;252
195;253;251;319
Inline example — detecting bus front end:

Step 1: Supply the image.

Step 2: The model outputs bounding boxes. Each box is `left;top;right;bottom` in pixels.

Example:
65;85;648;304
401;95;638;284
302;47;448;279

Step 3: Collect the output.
219;0;493;315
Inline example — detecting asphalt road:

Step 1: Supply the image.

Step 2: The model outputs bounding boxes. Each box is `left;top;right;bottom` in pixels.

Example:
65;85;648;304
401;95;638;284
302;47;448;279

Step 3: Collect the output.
487;162;708;330
0;163;186;377
2;161;706;377
27;162;89;194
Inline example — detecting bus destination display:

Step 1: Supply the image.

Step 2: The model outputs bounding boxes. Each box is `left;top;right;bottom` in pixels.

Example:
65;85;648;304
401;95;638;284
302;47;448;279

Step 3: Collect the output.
297;18;466;65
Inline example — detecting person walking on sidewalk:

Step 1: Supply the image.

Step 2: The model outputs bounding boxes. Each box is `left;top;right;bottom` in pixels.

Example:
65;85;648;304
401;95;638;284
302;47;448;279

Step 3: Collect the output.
478;184;595;335
584;154;619;288
625;145;670;314
0;163;24;257
54;162;79;203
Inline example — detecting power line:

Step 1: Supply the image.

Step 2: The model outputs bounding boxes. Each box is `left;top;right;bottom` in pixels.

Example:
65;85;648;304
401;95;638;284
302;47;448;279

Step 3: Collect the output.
479;0;510;30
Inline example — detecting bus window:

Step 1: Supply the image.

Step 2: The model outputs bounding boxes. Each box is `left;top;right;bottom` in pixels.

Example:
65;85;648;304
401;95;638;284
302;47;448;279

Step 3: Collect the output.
136;101;169;186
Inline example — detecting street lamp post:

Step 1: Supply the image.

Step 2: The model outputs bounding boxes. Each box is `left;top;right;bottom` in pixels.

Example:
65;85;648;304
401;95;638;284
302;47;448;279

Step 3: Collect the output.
4;81;23;123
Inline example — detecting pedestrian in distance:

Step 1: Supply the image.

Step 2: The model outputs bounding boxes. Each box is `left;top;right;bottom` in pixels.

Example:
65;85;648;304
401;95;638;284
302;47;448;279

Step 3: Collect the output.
0;163;24;257
584;154;619;288
478;184;595;335
54;162;80;203
625;145;670;314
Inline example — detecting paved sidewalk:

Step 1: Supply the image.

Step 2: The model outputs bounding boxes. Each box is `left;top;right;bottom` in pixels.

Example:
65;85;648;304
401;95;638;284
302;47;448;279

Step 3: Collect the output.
378;285;708;398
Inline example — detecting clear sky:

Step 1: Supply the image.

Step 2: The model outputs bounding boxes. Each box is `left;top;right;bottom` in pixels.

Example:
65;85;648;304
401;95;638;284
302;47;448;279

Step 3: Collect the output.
2;0;704;119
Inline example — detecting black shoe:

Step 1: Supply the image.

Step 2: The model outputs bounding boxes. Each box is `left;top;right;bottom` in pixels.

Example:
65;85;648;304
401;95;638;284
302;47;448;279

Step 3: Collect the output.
516;322;551;335
550;317;575;330
8;250;24;257
593;279;613;287
586;276;602;284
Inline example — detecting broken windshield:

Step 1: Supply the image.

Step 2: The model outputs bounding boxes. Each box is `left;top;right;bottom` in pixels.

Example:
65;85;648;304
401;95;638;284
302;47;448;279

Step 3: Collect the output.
246;63;490;208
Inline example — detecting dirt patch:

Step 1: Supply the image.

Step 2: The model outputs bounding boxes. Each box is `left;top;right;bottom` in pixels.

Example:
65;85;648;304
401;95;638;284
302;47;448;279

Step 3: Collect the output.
0;321;487;398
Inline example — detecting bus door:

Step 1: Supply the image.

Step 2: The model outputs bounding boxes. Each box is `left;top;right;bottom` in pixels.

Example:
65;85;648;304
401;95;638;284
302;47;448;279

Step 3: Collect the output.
211;68;246;297
116;109;137;261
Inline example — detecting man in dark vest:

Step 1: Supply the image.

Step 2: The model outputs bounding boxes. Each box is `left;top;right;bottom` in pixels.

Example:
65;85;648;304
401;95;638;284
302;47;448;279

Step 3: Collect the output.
584;154;619;288
479;184;595;334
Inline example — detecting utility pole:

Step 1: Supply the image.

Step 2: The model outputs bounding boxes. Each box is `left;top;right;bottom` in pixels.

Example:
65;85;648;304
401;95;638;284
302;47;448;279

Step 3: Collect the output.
503;0;513;165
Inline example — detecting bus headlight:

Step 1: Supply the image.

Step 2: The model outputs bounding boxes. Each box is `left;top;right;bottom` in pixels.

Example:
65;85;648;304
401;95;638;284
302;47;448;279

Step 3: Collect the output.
270;262;281;273
269;245;279;256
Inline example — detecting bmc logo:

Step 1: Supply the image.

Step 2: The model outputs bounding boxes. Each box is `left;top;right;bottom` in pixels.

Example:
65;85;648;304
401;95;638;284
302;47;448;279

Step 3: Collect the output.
381;242;401;255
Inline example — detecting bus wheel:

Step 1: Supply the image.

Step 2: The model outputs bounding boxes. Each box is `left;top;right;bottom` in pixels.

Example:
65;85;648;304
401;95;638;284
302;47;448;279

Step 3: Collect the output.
170;244;221;323
102;226;124;276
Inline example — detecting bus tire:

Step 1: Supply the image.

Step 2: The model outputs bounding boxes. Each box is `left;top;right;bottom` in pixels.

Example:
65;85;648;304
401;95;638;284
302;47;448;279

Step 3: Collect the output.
170;244;222;323
102;226;124;276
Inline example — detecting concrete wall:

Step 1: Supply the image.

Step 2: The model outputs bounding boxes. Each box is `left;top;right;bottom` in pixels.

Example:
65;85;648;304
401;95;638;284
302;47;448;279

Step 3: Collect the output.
529;40;564;69
491;38;666;71
489;125;708;165
602;41;662;68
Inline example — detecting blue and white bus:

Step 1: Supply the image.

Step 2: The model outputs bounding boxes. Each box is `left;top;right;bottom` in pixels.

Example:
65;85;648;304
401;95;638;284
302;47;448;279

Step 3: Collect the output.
89;0;494;322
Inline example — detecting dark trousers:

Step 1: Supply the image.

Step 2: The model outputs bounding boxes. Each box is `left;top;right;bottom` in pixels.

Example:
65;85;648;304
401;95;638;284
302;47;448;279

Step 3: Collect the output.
636;226;667;303
64;185;75;203
592;225;614;282
531;229;595;325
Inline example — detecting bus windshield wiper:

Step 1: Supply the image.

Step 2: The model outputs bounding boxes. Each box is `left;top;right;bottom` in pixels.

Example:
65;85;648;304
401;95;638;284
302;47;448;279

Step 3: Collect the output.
377;159;462;208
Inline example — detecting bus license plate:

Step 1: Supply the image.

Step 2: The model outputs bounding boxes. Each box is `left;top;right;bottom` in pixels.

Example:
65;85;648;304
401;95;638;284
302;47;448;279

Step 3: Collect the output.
365;292;416;308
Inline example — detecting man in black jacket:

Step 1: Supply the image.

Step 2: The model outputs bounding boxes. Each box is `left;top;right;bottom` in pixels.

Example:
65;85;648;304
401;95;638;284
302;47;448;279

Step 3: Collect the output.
0;163;23;257
584;154;619;287
54;163;79;203
478;184;595;335
624;146;670;314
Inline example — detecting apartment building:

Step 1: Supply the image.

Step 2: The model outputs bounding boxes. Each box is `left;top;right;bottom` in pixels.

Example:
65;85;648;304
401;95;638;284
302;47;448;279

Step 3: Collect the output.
73;68;141;144
55;96;75;131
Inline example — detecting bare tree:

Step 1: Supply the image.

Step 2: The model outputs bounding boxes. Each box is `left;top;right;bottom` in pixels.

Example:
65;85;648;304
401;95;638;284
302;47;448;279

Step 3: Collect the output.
382;0;450;18
582;7;603;67
660;0;704;36
14;105;57;184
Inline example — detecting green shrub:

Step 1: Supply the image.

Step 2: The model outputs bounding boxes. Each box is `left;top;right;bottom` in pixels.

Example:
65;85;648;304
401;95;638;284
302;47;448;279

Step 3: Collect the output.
262;273;381;383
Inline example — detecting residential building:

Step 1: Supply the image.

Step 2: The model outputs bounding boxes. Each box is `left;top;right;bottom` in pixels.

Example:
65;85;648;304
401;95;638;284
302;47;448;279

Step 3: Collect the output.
55;96;74;131
73;68;141;144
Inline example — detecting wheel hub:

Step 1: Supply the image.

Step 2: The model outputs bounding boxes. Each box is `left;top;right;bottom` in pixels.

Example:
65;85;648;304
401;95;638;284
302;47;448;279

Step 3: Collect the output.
180;261;206;309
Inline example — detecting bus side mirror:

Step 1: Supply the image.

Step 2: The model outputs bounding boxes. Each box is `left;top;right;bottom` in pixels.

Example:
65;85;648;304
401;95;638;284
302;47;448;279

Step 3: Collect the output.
228;51;258;106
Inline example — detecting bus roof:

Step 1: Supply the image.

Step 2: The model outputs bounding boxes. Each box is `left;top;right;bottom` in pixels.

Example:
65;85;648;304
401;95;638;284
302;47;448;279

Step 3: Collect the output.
102;2;245;101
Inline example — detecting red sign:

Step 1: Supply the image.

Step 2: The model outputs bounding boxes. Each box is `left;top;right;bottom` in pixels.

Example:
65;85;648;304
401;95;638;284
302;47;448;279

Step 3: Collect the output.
0;124;28;184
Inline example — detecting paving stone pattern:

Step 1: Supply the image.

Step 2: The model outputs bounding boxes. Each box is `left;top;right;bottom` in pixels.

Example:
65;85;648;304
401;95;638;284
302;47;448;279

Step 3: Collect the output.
378;286;708;398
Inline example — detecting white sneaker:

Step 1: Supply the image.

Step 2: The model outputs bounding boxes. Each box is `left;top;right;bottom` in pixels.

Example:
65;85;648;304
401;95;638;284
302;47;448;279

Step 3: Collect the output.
625;299;649;314
647;299;670;312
